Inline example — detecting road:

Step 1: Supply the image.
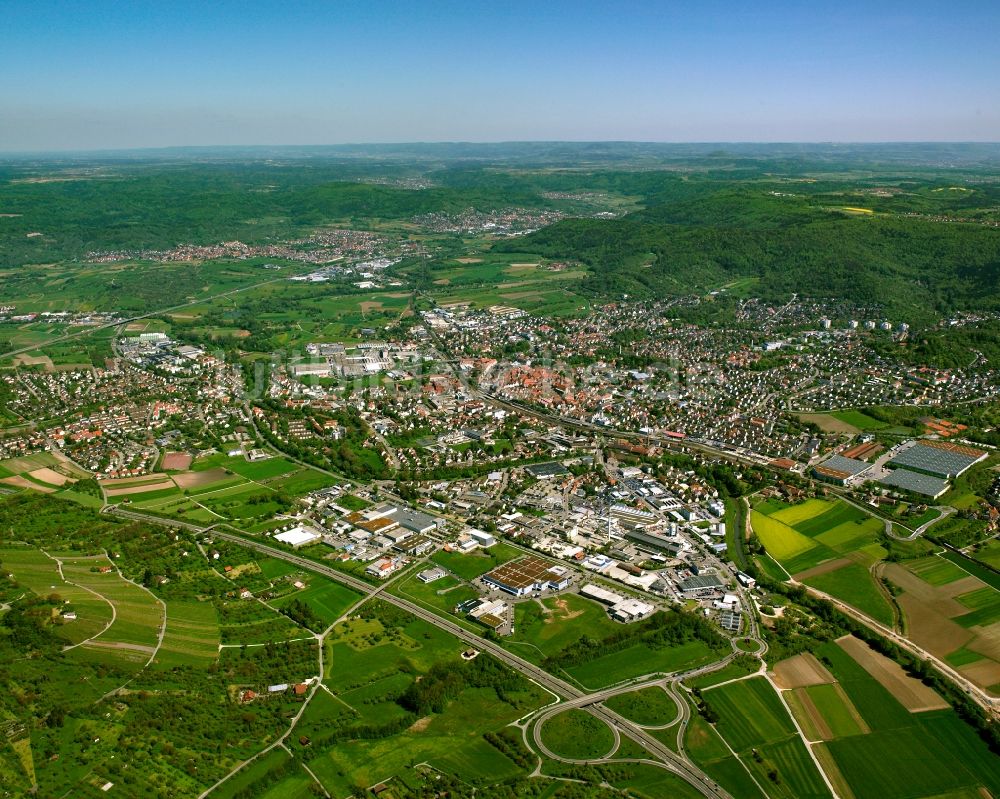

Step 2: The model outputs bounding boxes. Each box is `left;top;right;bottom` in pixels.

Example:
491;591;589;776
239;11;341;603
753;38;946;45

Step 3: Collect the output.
2;274;295;361
105;506;733;798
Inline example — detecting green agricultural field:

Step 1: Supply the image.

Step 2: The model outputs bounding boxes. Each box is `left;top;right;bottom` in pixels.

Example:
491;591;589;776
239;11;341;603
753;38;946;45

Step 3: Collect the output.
539;708;617;759
59;557;163;652
954;586;1000;628
269;468;335;495
269;579;363;628
750;510;818;561
906;554;970;586
684;711;766;799
802;683;867;739
603;685;679;726
0;546;115;645
801;563;895;627
830;410;888;430
256;556;302;580
940;550;1000;591
153;600;220;668
702;677;796;751
746;736;831;799
768;498;835;527
791;501;867;537
753;497;793;516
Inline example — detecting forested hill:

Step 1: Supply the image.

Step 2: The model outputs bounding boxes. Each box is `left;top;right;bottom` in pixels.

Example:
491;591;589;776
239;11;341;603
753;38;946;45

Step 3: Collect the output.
498;188;1000;321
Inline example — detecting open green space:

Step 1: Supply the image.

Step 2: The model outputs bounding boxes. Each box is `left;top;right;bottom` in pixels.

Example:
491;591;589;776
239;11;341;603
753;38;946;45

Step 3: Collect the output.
269;578;362;628
154;599;220;668
603;685;679;726
539;708;617;759
429;541;523;580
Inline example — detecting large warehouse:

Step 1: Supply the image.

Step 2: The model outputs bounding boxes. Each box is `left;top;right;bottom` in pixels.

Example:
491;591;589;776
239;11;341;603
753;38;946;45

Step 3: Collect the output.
879;469;949;500
886;440;987;479
812;454;872;486
482;556;571;596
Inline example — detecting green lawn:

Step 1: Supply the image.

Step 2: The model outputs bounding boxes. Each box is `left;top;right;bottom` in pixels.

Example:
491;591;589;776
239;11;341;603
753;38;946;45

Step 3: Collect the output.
539;708;617;759
603;685;679;726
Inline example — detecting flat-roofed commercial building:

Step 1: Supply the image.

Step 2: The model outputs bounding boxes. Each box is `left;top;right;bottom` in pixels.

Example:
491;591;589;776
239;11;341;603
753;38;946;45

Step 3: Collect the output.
482;556;571;596
886;440;987;479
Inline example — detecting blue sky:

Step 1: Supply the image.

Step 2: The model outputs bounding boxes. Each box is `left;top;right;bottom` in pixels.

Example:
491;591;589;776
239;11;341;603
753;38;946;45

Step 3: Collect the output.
2;0;998;150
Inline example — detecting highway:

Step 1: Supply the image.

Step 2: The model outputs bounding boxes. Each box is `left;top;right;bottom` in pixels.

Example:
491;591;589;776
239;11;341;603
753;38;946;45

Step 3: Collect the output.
106;506;734;798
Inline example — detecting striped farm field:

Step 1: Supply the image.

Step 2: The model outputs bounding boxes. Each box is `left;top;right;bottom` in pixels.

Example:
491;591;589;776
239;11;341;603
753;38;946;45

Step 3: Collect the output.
906;555;969;586
60;557;164;655
702;677;796;751
154;600;220;668
0;547;115;645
